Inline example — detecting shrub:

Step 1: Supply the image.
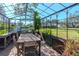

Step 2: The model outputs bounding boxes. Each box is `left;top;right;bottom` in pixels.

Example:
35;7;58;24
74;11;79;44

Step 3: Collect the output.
62;39;76;56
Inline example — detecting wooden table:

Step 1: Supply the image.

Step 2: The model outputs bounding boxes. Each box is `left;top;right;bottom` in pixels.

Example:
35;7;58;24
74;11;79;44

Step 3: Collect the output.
17;33;41;56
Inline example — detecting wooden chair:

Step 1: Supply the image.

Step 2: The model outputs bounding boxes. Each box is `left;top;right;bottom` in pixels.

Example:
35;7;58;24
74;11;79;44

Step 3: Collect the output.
34;32;45;47
35;32;44;41
13;35;24;56
17;43;24;56
23;41;38;56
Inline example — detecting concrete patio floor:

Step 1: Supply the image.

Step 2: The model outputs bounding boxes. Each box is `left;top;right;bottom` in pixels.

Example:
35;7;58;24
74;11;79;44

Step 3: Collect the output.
0;41;60;56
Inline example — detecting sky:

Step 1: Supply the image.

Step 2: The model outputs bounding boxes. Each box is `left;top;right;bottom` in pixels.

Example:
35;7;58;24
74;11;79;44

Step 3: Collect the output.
1;3;79;24
37;3;79;20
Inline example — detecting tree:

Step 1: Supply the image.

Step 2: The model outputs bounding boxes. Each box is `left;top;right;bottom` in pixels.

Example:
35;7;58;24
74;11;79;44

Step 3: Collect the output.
33;11;41;31
14;3;38;18
14;3;26;16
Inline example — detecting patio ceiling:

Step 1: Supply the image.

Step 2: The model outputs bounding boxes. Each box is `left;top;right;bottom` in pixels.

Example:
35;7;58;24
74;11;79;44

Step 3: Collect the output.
0;3;79;21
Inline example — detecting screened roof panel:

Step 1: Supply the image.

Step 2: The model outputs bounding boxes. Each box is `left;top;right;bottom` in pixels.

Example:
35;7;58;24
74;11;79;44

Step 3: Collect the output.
49;4;64;11
43;3;54;7
42;3;55;11
3;7;9;11
8;6;14;11
35;8;48;17
45;8;54;14
62;3;73;7
7;14;15;18
0;3;78;21
68;5;79;14
37;4;47;10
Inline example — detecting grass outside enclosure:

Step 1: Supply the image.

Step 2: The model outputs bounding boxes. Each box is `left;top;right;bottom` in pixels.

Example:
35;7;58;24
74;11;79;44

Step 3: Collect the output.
0;30;8;36
0;23;16;36
39;28;79;42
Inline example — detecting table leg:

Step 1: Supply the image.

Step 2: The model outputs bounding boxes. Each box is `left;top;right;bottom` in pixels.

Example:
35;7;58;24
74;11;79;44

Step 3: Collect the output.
22;43;25;56
17;43;19;56
39;41;41;56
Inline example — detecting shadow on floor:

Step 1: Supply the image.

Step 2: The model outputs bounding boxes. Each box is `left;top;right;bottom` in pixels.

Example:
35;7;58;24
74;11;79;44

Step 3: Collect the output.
0;43;15;56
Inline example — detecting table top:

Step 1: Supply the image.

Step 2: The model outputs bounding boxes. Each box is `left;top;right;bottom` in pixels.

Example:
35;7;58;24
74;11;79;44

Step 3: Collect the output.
17;33;41;43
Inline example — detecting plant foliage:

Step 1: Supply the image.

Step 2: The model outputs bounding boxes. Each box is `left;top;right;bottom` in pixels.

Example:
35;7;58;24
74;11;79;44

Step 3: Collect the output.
33;11;41;31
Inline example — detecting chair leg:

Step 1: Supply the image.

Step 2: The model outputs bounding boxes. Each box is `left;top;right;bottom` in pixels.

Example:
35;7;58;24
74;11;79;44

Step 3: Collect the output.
22;47;26;56
22;43;25;56
35;49;38;55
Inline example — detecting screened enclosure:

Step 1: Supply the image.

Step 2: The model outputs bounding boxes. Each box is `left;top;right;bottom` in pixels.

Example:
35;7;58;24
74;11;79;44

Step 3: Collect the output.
0;3;79;56
0;3;79;41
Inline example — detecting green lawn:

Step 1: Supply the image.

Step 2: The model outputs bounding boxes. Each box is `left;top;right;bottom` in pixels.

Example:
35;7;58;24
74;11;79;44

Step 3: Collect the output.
0;22;16;36
39;28;79;41
0;29;8;36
